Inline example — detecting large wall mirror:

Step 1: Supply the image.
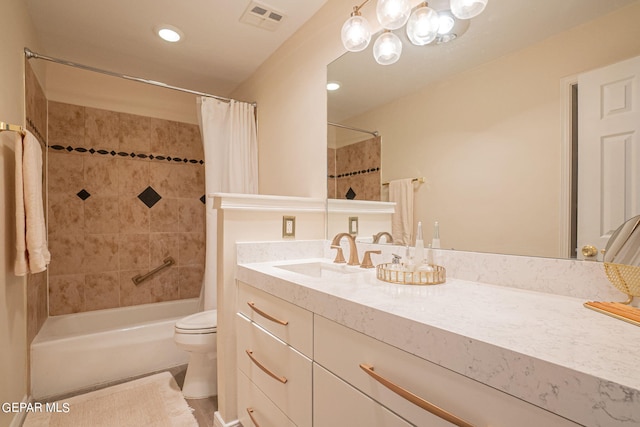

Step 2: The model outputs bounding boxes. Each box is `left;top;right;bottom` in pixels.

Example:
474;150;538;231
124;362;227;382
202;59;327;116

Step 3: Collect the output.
327;0;640;259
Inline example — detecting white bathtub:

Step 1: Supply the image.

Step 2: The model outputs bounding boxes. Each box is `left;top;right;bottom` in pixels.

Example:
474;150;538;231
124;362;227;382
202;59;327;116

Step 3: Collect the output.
31;298;199;399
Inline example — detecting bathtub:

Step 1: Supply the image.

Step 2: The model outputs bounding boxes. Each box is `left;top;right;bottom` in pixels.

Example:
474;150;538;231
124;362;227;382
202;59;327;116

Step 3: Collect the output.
31;298;199;399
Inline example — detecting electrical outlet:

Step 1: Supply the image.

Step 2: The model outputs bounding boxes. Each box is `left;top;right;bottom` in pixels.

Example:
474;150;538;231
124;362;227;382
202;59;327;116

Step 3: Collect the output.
349;216;358;235
282;216;295;239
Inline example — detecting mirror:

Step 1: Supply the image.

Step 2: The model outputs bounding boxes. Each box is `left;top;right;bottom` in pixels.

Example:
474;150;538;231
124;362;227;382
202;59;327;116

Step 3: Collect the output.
327;0;640;258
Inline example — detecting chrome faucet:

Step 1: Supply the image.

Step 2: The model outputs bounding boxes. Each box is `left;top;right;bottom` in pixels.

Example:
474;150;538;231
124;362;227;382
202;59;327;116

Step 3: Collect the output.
330;233;360;266
372;231;394;244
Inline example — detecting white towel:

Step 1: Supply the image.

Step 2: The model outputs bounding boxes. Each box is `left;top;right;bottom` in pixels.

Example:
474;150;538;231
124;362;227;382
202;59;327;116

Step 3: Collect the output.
14;130;50;276
389;178;414;246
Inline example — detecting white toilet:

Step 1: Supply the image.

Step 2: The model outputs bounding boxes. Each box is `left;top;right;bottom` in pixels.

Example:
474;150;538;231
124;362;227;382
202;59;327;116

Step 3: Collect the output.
174;309;218;398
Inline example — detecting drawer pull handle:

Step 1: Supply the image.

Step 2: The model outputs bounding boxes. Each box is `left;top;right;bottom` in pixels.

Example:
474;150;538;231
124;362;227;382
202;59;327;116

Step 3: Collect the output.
246;349;288;384
246;408;260;427
359;363;476;427
247;301;289;326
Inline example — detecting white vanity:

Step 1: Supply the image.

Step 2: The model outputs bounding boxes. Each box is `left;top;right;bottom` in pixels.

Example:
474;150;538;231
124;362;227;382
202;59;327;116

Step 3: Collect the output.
233;243;640;427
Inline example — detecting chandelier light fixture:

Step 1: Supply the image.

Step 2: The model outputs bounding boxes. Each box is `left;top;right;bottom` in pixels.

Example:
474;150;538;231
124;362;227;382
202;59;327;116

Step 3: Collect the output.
341;0;488;65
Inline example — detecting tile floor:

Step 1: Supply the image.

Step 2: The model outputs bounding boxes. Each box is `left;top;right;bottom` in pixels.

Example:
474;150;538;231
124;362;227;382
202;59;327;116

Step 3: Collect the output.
171;365;218;427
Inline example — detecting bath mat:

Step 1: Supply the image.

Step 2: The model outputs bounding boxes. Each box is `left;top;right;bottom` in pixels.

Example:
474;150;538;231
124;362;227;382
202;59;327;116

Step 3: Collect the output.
23;372;197;427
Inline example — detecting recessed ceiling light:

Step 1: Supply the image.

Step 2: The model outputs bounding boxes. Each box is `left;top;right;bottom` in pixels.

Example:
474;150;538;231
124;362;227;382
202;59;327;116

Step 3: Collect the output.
327;81;341;91
156;25;183;43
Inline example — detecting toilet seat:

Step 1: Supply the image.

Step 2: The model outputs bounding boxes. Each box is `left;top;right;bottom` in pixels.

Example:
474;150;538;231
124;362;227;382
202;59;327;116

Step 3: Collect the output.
175;310;217;334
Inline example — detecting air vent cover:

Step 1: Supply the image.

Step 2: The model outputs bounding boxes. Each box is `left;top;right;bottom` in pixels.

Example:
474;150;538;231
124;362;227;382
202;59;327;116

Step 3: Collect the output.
240;1;285;31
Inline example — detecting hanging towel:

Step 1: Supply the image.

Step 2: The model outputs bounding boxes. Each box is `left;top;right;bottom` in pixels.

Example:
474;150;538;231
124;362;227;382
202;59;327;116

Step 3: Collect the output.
14;130;50;276
389;178;414;246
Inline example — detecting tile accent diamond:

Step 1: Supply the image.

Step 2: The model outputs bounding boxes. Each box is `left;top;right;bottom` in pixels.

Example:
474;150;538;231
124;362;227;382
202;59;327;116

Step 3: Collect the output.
77;189;91;201
346;187;356;200
137;186;162;208
200;195;206;204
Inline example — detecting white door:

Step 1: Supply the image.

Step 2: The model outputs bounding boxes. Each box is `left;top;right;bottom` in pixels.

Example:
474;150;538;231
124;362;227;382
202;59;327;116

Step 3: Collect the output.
578;55;640;260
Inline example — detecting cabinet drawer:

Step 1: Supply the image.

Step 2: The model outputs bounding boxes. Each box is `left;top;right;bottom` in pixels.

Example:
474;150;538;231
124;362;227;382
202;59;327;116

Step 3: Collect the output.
238;281;313;357
314;363;412;427
237;370;297;427
314;315;580;427
237;313;312;427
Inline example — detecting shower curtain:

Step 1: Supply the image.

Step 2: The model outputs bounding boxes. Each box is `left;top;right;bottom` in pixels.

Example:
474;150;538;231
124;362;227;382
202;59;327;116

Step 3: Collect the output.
197;97;258;310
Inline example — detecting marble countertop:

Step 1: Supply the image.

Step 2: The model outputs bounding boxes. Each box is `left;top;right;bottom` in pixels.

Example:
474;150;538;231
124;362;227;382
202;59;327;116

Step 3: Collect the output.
236;258;640;427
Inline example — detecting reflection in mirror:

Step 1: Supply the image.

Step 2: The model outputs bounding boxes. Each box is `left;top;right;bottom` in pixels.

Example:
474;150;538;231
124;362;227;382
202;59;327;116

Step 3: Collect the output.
598;215;640;306
604;216;640;267
327;123;381;201
327;0;640;259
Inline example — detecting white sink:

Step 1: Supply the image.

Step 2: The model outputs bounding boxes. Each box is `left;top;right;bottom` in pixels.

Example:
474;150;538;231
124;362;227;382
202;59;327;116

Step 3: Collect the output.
275;262;362;278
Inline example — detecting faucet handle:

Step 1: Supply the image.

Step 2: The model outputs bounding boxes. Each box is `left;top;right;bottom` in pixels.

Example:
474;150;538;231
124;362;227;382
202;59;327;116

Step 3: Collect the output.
361;250;382;269
331;245;346;264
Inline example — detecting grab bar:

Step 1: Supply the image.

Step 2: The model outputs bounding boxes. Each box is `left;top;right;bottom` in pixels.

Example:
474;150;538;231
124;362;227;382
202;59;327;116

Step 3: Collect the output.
132;257;175;285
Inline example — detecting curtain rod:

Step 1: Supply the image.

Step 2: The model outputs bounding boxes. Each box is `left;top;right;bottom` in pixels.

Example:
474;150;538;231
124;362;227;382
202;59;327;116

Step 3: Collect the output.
24;48;256;107
328;122;378;137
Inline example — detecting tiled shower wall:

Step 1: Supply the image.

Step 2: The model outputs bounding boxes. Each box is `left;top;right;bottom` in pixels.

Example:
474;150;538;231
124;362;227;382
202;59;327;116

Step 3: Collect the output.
47;101;205;315
328;136;381;200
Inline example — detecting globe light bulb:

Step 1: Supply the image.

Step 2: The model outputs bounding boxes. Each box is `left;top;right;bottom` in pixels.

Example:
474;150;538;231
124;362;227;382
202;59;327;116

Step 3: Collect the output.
450;0;488;20
376;0;412;30
373;31;402;65
406;5;439;46
341;14;372;52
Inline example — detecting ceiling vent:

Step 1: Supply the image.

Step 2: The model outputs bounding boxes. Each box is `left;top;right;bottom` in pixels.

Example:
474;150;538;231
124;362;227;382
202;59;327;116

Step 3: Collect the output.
240;1;285;31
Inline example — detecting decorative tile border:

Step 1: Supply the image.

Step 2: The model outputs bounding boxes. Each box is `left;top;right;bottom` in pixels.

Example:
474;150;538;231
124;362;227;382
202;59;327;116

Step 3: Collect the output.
26;117;46;146
328;166;380;179
48;143;205;165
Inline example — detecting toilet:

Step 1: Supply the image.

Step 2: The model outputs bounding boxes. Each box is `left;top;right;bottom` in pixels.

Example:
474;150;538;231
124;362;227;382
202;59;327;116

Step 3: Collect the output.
174;309;217;398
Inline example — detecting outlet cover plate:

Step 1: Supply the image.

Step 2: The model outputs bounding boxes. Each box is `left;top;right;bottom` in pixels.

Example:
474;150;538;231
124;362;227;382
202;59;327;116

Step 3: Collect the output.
349;216;358;235
283;216;296;239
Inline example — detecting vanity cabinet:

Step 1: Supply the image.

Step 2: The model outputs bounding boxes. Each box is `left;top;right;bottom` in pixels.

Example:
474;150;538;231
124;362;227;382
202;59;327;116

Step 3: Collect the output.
236;282;313;427
236;280;581;427
314;315;580;427
237;281;313;357
237;370;297;427
313;362;412;427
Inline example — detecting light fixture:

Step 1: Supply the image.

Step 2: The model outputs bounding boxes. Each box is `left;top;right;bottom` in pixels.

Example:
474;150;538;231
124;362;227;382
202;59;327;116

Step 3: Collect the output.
341;3;372;52
156;25;183;43
450;0;488;19
406;2;439;46
327;81;341;91
373;30;402;65
376;0;411;30
340;0;488;65
435;9;469;43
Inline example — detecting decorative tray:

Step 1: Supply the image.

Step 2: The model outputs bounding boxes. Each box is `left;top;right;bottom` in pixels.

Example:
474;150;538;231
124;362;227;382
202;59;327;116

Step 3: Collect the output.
376;263;446;285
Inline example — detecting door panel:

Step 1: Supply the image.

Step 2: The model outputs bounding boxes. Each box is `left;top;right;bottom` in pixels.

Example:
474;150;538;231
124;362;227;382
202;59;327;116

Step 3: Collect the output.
578;55;640;259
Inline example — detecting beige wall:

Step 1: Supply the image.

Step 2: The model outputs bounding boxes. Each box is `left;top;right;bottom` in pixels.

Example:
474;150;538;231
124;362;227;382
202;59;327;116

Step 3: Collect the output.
341;3;640;258
45;62;198;125
0;0;42;425
231;0;358;199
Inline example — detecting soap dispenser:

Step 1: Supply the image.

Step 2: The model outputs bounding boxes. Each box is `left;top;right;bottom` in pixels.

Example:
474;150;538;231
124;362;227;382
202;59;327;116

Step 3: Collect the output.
414;221;424;266
432;221;441;249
